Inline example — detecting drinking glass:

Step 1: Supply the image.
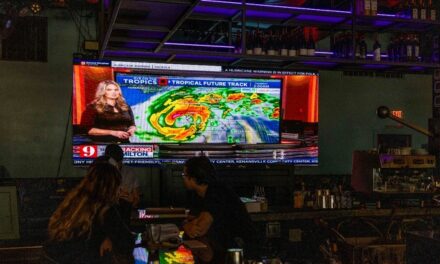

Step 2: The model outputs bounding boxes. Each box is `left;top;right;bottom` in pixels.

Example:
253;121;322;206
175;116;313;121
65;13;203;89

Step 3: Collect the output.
149;224;161;244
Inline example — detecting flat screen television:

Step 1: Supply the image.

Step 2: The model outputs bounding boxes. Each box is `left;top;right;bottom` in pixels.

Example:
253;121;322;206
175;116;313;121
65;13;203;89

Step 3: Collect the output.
72;59;319;165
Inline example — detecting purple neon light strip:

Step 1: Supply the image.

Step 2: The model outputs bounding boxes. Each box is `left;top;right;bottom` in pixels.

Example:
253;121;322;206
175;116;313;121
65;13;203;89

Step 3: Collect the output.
315;51;389;58
247;2;350;14
315;51;333;55
161;47;391;58
363;64;390;69
366;54;389;58
165;42;235;49
200;0;401;18
201;0;351;14
377;13;397;17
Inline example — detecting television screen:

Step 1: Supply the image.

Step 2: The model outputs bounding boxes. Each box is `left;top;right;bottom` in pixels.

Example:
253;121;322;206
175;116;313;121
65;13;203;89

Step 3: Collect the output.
72;60;318;165
115;74;282;144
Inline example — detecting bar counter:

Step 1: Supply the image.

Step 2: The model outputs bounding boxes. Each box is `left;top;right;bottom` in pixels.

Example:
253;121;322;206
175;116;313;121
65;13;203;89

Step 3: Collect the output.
131;207;440;225
249;207;440;222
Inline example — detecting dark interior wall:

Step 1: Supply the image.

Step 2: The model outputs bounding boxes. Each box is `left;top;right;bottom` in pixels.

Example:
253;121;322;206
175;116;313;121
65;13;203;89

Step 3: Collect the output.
0;13;433;183
0;9;83;179
0;10;159;205
297;71;432;175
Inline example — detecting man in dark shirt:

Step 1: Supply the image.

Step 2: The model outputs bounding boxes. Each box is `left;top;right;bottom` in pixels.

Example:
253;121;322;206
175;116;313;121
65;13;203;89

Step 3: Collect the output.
182;156;259;263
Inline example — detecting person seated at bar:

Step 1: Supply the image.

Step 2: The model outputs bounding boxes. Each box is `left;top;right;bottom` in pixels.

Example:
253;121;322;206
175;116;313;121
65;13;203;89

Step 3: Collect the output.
105;144;141;225
181;156;260;263
44;158;136;264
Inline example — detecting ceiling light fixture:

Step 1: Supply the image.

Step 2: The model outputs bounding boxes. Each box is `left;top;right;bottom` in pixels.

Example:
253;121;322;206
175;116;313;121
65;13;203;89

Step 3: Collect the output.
30;2;42;14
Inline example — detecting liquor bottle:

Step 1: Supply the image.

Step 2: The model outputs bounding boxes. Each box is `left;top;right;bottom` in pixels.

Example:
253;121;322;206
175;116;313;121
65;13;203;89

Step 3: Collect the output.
246;30;253;55
428;0;436;20
404;0;413;18
253;29;263;55
288;29;297;57
413;34;420;62
340;33;348;58
399;34;407;62
412;0;419;19
347;32;354;58
356;0;365;15
307;27;316;56
371;0;378;16
280;28;288;56
420;0;427;20
406;34;413;61
355;33;361;59
394;36;401;62
359;34;367;59
337;34;343;58
387;36;395;61
299;28;308;56
373;35;381;61
234;30;242;54
397;0;406;18
364;0;371;16
266;30;276;56
344;33;351;58
332;35;339;58
274;30;282;55
260;31;267;56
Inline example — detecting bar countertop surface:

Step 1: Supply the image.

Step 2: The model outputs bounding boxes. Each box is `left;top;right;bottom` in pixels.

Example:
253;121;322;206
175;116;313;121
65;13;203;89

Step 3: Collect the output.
249;207;440;222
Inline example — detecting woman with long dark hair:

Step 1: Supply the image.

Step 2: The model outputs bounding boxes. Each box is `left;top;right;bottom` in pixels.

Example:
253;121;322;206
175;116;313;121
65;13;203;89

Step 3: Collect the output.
44;160;136;263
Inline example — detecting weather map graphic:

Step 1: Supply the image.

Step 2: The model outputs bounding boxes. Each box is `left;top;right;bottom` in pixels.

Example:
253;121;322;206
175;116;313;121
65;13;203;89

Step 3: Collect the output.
116;74;282;144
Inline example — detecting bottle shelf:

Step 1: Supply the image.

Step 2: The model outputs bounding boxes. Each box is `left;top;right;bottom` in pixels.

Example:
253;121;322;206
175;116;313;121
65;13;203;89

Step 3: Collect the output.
194;0;440;32
104;46;440;73
354;15;440;32
100;0;440;72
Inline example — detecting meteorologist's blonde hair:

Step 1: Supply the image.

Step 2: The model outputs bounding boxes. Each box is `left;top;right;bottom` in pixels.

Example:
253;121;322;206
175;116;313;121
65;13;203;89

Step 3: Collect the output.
94;80;129;113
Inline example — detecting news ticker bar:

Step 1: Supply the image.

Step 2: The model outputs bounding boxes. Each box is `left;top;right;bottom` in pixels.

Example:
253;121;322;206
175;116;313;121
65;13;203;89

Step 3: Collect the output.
74;59;318;77
73;157;317;165
72;144;317;165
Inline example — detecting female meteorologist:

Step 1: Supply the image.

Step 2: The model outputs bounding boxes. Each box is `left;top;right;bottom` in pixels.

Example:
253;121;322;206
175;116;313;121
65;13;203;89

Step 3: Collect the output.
81;80;136;143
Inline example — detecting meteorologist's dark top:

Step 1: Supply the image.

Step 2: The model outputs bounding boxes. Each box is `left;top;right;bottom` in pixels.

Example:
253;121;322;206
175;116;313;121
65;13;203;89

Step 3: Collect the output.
188;181;259;260
81;103;135;143
44;206;135;264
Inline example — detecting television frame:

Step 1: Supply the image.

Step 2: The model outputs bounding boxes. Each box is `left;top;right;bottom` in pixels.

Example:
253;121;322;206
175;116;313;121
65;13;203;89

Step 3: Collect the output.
72;59;319;166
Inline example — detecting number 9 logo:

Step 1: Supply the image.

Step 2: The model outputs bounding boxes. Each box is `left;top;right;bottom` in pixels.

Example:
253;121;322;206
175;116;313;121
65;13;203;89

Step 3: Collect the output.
80;145;97;158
